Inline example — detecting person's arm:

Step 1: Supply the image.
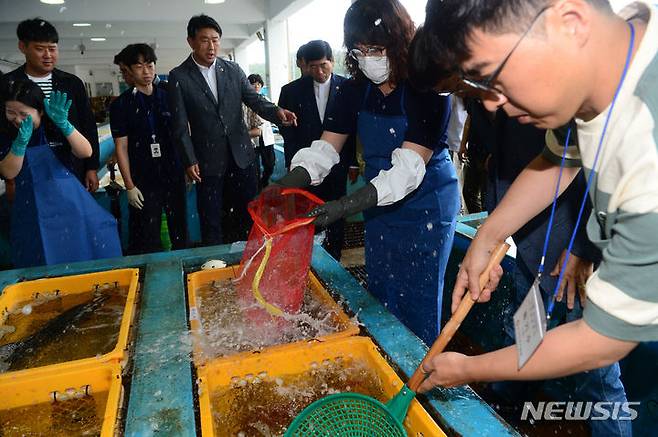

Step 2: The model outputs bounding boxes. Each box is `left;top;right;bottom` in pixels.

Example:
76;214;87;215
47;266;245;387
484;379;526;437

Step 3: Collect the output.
418;318;637;391
114;136;144;209
452;154;581;312
114;136;134;189
459;115;471;162
239;66;296;127
65;128;93;159
168;71;201;182
71;77;99;170
277;85;298;168
0;116;32;179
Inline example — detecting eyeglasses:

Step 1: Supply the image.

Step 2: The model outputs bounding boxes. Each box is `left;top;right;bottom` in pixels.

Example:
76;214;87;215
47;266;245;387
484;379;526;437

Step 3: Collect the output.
348;46;386;59
461;5;551;94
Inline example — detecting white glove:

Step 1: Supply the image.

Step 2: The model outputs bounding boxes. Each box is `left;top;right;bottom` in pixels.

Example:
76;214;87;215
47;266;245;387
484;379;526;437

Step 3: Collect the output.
127;186;144;210
370;148;426;206
290;139;340;186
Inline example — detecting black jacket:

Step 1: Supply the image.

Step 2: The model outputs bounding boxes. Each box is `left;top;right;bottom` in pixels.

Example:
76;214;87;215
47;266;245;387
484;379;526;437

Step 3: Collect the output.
2;66;100;178
168;56;281;177
278;74;356;201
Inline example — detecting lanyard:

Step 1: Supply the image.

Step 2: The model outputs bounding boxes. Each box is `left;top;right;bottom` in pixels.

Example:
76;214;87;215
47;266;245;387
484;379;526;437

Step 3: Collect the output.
134;88;158;143
538;22;635;319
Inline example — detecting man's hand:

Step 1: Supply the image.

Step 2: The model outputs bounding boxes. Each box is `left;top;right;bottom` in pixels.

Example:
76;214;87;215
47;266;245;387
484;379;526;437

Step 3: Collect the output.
85;170;99;192
186;164;202;183
458;142;468;163
418;352;472;392
348;166;359;184
277;108;298;127
127;186;144;210
452;230;505;313
551;250;593;310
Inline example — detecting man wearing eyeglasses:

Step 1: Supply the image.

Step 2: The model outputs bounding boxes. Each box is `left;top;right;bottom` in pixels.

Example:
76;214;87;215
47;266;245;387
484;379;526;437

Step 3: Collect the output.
414;0;656;421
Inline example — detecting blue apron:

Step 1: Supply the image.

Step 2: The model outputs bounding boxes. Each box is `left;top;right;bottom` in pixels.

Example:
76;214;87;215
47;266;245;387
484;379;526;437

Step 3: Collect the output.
358;83;460;345
11;127;122;268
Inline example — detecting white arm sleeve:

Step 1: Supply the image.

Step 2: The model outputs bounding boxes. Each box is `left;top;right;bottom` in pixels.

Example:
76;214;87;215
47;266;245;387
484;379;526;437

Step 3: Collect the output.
290;139;340;186
370;148;426;206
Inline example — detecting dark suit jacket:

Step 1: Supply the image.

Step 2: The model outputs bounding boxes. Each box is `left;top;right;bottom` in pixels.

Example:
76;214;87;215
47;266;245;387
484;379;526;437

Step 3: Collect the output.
2;66;100;179
168;56;281;176
277;74;356;201
487;112;600;292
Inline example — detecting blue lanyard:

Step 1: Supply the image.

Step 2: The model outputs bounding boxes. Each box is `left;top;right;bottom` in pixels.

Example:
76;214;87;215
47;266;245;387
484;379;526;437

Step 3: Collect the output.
539;22;635;319
134;88;158;142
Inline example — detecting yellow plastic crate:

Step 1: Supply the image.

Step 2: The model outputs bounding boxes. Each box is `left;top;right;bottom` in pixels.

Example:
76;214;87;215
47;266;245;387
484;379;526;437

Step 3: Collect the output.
0;268;140;373
197;336;446;437
186;267;359;365
0;360;123;437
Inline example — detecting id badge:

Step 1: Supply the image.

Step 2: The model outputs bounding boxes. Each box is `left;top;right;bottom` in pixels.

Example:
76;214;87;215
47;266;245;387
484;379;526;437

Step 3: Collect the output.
150;143;162;158
513;278;547;369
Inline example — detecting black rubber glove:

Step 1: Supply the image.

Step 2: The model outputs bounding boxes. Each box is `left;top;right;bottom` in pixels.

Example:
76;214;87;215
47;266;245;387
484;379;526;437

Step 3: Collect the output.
272;166;312;188
308;183;378;228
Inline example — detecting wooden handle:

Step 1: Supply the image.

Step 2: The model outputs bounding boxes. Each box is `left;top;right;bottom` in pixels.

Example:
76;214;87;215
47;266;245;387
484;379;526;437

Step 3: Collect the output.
407;242;510;392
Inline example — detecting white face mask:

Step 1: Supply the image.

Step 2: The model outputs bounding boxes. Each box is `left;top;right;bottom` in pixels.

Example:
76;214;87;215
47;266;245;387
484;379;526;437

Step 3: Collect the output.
357;55;390;84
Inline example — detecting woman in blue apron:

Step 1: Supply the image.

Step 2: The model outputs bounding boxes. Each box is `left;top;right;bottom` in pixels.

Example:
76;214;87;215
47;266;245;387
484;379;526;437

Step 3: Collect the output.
0;80;121;268
276;0;460;345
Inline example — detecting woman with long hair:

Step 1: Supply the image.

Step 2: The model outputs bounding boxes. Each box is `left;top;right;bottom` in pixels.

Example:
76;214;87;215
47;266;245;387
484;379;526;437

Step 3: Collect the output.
276;0;460;344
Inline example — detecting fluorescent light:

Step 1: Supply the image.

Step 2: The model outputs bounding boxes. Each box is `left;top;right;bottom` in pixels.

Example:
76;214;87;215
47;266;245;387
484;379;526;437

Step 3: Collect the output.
204;0;226;3
40;0;65;4
73;23;91;27
90;37;106;42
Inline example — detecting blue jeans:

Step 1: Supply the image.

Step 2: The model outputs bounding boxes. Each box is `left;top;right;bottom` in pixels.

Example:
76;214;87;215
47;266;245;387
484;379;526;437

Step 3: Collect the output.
493;260;631;437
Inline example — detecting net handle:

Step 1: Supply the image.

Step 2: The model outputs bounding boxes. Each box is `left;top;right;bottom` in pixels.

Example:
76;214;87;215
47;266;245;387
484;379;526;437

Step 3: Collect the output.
249;188;325;237
407;242;510;392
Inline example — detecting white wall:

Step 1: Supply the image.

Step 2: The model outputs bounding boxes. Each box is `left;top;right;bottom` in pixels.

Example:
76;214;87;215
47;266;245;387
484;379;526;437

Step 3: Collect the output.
264;19;289;103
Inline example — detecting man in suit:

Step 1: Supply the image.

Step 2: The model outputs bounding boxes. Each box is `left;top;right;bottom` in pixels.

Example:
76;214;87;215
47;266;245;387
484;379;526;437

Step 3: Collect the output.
277;40;357;260
3;18;99;191
169;14;296;246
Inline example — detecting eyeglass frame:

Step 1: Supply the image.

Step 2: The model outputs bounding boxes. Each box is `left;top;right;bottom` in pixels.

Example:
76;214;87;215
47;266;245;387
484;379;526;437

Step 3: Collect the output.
461;5;552;94
348;45;386;59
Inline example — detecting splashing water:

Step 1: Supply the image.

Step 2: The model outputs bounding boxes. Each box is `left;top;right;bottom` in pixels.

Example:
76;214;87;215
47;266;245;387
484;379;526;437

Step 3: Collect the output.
193;279;352;361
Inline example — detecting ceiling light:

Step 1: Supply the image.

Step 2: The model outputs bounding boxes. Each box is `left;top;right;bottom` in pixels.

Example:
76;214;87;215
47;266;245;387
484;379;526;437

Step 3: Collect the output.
73;23;91;27
40;0;65;4
90;37;106;42
204;0;226;4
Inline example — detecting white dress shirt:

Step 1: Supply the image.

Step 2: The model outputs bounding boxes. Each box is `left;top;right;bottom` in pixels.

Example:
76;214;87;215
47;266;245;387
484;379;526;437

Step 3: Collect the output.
314;77;332;123
192;55;218;101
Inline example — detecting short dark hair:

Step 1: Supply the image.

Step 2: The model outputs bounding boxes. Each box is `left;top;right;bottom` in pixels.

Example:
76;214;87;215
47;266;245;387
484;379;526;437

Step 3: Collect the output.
248;74;264;86
113;44;135;66
343;0;415;84
296;43;307;62
17;18;59;44
304;40;333;63
421;0;613;85
123;43;157;66
187;14;222;39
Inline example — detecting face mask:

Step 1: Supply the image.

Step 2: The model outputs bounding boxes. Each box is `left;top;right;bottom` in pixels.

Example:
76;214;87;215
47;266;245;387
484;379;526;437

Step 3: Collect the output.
357;55;390;84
